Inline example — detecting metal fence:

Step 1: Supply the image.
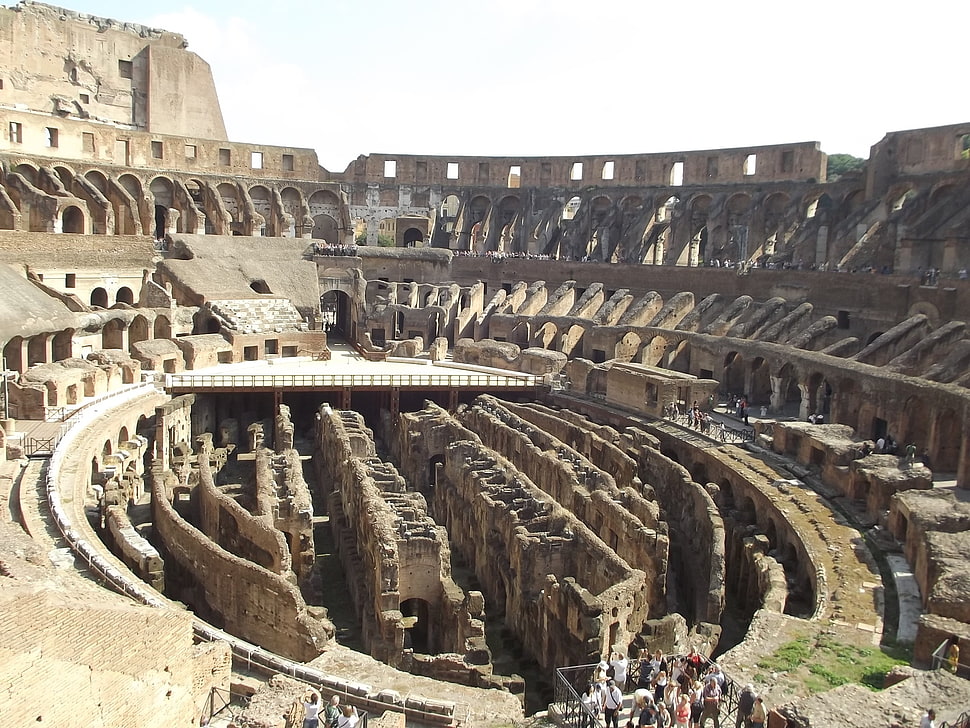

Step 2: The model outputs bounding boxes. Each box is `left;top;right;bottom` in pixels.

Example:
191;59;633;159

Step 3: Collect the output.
166;371;542;390
555;656;742;728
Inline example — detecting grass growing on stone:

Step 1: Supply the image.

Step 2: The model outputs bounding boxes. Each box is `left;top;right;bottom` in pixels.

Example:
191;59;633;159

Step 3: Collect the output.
755;634;910;693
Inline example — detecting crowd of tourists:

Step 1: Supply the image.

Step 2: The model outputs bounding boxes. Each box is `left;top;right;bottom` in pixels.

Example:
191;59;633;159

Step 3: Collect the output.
580;649;767;728
311;242;359;257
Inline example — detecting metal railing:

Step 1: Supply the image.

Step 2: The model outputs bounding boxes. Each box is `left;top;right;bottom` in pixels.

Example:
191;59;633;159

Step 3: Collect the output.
166;371;542;390
555;657;741;728
942;711;970;728
931;640;967;678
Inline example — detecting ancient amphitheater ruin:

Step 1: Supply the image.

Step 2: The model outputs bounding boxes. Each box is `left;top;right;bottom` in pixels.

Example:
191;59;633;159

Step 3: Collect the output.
1;2;970;726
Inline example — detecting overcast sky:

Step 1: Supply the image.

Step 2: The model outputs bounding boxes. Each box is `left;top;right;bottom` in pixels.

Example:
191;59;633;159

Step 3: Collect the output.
40;0;966;172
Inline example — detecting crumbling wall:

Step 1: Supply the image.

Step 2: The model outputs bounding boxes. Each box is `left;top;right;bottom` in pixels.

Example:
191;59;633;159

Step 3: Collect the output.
151;463;331;662
459;395;667;620
316;407;490;681
438;439;645;670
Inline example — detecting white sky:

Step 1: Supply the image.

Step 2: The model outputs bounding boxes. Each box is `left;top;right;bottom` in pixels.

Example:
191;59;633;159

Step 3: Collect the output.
45;0;967;172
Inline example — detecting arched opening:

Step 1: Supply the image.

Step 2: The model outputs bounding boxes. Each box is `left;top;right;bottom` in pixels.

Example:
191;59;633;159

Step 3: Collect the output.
61;205;85;233
116;287;134;306
52;329;74;361
320;290;354;340
129;315;149;346
3;336;24;373
90;287;109;308
403;227;424;247
311;214;339;242
637;335;667;367
27;334;48;367
723;351;745;395
561;196;582;222
749;357;771;407
102;319;125;350
250;279;272;294
535;322;558;349
400;598;432;653
667;340;690;373
559;324;585;357
614;332;641;362
154;316;172;340
150;177;175;240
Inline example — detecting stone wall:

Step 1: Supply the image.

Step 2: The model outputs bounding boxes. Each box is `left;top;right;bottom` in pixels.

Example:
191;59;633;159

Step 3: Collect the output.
459;395;668;619
315;406;490;680
151;460;331;661
439;438;645;670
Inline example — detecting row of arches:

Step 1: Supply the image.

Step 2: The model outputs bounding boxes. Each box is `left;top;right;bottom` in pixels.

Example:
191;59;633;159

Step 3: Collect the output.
0;161;349;242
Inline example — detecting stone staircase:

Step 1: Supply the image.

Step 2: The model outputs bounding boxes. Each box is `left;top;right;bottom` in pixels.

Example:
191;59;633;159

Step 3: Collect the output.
209;298;307;334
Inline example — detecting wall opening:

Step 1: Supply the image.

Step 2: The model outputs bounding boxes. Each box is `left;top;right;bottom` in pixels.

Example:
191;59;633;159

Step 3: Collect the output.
601;161;615;180
669;161;684;186
507;165;521;188
383;160;397;178
743;154;757;176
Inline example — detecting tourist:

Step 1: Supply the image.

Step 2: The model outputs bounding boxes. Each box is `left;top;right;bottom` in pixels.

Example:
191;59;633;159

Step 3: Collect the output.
628;689;657;727
736;684;756;728
611;650;630;691
323;695;341;728
921;708;936;728
603;679;625;728
651;670;669;706
946;640;960;674
674;694;691;727
302;689;321;728
581;682;601;725
699;676;721;728
657;700;671;728
336;704;359;728
749;696;766;728
689;680;705;727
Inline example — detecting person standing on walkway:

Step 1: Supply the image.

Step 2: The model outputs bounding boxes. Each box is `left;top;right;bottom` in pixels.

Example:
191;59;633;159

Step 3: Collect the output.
603;679;624;728
699;677;721;728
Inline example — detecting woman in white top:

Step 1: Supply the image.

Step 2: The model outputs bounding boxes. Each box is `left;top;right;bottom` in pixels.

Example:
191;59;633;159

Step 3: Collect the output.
336;704;359;728
302;690;321;728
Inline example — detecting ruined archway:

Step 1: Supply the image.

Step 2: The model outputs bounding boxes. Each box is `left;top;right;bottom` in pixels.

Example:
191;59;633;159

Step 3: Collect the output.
61;205;85;234
90;287;109;308
312;214;339;242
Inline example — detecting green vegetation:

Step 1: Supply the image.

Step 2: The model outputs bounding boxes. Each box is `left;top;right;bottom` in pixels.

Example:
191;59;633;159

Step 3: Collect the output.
756;634;910;694
826;153;866;181
377;233;395;247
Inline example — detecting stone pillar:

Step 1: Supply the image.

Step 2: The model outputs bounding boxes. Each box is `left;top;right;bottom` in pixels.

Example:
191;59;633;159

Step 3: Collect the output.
958;428;970;490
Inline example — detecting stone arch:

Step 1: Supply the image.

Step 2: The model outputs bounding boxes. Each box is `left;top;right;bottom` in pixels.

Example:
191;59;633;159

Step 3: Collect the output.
841;188;866;214
559;324;586;357
772;362;802;416
154;315;172;340
90;287;109;308
60;205;85;234
149;176;175;239
534;321;558;349
656;195;680;223
749;357;771;406
84;169;109;194
311;214;339;242
13;162;39;186
280;187;305;236
399;597;432;653
248;185;272;235
614;332;641;361
929;183;957;207
3;336;24;373
806;372;832;417
129;315;149;345
510;321;530;346
102;318;125;349
898;395;930;453
935;408;961;472
119;425;130;445
52;329;74;361
667;339;690;372
638;335;667;366
27;334;48;367
53;165;75;187
561;195;582;222
402;227;424;247
216;182;241;234
116;286;134;306
804;192;833;220
722;350;745;395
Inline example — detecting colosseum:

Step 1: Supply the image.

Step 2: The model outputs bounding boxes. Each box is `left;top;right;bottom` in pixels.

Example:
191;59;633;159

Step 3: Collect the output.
1;2;969;726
